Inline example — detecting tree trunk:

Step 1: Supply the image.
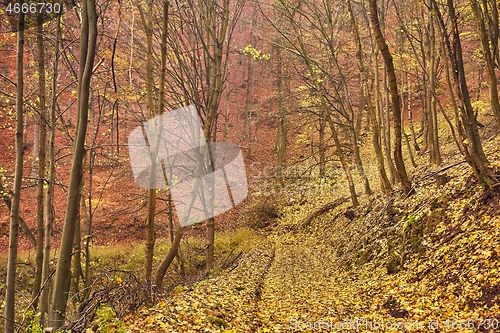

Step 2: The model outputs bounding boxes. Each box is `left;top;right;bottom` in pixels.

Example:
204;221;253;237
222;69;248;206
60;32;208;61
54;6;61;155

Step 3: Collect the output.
318;111;326;177
440;37;465;156
243;10;256;142
328;32;372;194
155;143;207;288
49;0;97;327
325;111;359;207
426;11;441;165
82;179;92;300
369;0;413;195
40;13;61;326
155;226;185;290
447;0;492;182
71;184;83;300
5;7;25;333
276;45;287;186
32;12;47;310
205;0;229;273
137;0;157;285
487;0;499;66
432;0;495;187
470;0;500;125
374;47;397;185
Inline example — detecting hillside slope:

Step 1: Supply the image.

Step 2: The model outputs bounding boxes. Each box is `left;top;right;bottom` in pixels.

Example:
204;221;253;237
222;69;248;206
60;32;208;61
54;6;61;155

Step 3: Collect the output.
118;132;500;333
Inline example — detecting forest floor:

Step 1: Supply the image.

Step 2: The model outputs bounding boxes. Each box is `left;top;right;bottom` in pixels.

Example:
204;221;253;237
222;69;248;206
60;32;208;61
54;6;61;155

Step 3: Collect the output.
115;124;500;332
3;102;500;332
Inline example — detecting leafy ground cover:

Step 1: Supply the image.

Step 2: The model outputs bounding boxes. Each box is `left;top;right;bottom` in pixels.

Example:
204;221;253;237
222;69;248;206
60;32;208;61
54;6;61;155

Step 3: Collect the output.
121;133;500;332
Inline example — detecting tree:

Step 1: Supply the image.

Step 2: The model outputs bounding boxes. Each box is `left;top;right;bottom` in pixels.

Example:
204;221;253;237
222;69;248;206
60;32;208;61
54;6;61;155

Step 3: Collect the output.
347;0;392;196
369;0;413;195
442;0;486;164
261;0;371;205
32;11;48;310
136;0;158;286
469;0;500;125
243;7;257;144
431;0;497;188
391;0;442;165
39;12;61;324
424;6;441;165
275;43;288;187
5;4;25;333
48;0;98;327
154;0;243;287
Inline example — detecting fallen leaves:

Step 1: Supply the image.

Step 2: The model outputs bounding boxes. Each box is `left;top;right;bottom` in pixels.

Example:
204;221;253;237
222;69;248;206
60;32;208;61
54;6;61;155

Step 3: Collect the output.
127;137;500;332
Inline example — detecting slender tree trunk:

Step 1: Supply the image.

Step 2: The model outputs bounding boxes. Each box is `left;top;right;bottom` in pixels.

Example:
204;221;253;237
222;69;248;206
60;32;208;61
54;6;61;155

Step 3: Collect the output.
407;67;420;153
205;0;229;273
276;45;287;186
447;0;487;164
369;0;413;195
243;10;256;141
487;0;499;66
40;13;60;325
329;34;372;194
49;0;97;327
440;37;465;156
155;226;184;290
383;66;394;180
155;144;207;288
447;0;491;180
71;184;83;300
138;0;157;285
318;111;326;177
81;178;92;299
32;12;48;310
432;0;495;186
470;0;500;125
325;110;359;207
5;7;25;333
356;87;365;136
223;69;231;143
374;48;397;184
426;12;441;165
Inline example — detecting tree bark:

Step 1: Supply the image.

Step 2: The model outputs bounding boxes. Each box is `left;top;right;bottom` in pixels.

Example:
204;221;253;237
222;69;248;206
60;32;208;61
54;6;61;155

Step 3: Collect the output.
276;44;288;186
32;12;48;310
325;111;359;207
243;8;256;142
470;0;500;125
425;11;441;165
374;47;397;184
155;226;184;290
155;145;206;288
369;0;413;195
431;0;495;187
137;0;157;285
204;0;230;273
328;29;372;194
5;6;25;333
49;0;97;327
40;12;61;326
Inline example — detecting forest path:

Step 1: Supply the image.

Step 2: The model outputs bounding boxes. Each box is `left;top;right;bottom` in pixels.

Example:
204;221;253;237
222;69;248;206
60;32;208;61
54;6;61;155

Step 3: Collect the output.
250;237;371;332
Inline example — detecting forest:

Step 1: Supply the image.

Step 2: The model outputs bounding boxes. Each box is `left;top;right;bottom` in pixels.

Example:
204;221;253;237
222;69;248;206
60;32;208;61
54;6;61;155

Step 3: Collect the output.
1;0;500;332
